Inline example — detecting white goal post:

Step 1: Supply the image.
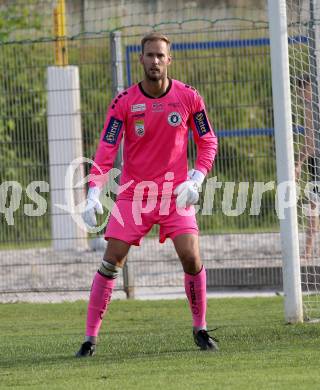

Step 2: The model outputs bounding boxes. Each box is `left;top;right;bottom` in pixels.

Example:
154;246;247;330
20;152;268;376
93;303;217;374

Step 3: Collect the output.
268;0;303;323
268;0;320;322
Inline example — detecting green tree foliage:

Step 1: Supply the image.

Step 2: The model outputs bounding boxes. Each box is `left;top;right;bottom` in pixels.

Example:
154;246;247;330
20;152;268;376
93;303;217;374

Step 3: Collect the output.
0;2;41;42
0;4;48;245
0;33;113;245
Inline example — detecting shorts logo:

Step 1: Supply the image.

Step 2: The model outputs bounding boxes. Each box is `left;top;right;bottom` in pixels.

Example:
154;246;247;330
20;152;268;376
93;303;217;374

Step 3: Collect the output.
194;110;210;137
103;117;123;144
167;112;182;127
135;119;145;137
131;103;146;112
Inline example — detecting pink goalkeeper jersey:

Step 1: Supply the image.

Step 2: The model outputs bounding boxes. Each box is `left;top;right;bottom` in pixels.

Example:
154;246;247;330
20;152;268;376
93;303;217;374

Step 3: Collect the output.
89;79;218;200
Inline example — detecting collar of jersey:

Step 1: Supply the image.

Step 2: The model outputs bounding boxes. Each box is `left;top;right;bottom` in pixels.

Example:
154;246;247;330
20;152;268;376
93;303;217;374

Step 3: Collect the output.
138;78;172;99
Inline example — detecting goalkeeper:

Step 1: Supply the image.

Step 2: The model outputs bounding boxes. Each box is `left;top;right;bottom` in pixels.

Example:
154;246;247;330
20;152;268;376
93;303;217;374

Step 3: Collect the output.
76;32;218;357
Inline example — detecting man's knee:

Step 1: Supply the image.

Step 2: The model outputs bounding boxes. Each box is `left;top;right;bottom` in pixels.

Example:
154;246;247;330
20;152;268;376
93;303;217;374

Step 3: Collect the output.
103;251;127;266
180;251;198;263
179;250;201;274
103;238;130;267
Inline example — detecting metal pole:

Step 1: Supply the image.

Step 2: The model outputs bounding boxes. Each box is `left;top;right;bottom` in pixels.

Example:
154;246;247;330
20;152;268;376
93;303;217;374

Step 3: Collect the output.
122;264;135;300
268;0;303;323
110;31;125;95
110;31;135;299
309;0;320;183
110;31;125;171
53;0;68;66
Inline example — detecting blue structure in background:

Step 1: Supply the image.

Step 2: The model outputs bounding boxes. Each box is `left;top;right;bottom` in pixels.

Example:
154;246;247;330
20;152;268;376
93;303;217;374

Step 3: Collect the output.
125;36;307;138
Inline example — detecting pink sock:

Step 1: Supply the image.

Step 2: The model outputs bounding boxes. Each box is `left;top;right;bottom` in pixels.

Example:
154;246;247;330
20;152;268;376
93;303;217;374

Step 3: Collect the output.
86;272;115;338
184;266;207;329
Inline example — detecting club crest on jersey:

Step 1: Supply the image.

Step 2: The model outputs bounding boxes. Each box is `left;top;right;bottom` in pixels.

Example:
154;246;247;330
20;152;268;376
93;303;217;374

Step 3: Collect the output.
167;112;182;127
135;119;145;137
131;103;146;112
103;117;123;144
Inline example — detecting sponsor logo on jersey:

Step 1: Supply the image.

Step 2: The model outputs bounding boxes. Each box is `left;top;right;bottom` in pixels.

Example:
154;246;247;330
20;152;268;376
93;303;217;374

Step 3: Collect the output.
194;109;210;137
132;113;145;118
168;102;181;108
167;112;182;127
103;117;123;144
152;102;164;112
135;119;145;137
131;103;146;112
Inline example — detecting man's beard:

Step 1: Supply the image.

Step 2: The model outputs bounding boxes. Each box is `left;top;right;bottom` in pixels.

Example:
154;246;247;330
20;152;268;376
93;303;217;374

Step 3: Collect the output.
144;66;165;82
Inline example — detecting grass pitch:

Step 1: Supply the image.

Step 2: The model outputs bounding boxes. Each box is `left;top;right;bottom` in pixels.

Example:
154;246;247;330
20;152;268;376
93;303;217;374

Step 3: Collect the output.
1;296;320;390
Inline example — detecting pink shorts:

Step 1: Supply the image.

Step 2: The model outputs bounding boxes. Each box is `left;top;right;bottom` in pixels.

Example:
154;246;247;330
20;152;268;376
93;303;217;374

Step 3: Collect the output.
105;197;198;246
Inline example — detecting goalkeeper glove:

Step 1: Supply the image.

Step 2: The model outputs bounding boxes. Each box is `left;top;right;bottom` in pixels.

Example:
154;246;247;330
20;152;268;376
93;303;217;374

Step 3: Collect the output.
174;169;205;208
82;187;103;228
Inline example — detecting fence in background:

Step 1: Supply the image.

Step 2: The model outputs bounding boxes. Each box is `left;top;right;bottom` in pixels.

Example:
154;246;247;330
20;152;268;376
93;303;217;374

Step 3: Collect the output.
0;1;289;295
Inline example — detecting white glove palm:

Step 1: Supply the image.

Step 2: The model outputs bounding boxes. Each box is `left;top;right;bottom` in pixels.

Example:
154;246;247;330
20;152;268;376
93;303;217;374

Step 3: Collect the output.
174;169;205;208
82;187;103;228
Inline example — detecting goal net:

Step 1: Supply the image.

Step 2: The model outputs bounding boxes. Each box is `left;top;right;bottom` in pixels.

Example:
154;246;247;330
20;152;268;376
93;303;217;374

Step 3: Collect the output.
287;0;320;320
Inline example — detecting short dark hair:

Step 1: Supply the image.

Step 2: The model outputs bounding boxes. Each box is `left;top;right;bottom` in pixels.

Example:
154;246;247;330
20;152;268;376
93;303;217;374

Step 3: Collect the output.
141;32;171;53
